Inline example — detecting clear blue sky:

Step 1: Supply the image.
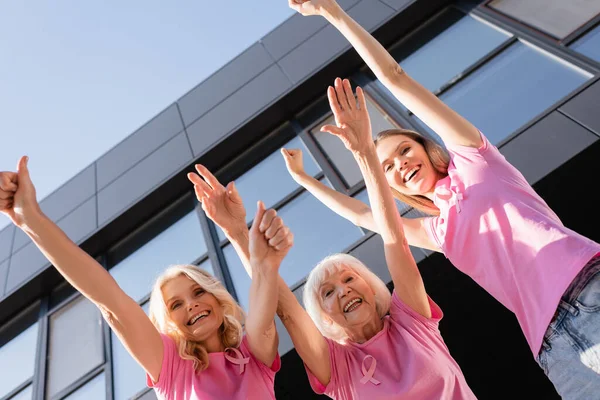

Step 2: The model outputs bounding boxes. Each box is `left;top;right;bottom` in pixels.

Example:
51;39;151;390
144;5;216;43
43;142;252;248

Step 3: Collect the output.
0;1;294;229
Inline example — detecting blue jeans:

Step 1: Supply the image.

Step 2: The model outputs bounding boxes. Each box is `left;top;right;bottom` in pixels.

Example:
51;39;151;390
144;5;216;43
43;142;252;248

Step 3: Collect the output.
537;255;600;399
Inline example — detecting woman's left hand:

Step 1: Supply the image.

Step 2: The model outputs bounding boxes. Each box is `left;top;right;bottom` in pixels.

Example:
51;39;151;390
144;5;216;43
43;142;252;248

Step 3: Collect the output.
321;78;373;155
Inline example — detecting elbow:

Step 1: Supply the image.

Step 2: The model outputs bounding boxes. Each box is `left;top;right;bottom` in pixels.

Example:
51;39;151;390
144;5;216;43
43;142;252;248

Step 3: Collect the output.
379;63;405;87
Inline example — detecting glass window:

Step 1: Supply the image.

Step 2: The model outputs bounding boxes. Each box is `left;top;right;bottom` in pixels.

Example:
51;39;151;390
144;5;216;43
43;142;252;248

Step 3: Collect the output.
394;14;510;93
224;179;364;310
570;24;600;62
138;390;159;400
46;296;104;399
311;95;400;188
63;373;105;400
217;136;321;241
0;323;38;399
8;385;33;400
488;0;600;39
435;41;591;145
110;211;210;302
112;257;210;400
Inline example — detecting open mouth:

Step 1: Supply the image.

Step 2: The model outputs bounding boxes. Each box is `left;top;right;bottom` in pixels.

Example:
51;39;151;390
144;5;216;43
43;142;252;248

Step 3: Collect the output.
343;298;363;313
404;165;421;183
188;310;210;325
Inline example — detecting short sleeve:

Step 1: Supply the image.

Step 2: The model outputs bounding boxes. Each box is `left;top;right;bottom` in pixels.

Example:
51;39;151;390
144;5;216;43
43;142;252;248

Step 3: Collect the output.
303;338;342;395
146;334;182;394
389;291;443;331
240;335;281;374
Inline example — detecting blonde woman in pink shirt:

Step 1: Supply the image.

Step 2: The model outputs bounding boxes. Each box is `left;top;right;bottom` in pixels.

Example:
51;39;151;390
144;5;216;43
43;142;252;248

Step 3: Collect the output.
188;91;476;399
0;158;290;400
286;1;600;398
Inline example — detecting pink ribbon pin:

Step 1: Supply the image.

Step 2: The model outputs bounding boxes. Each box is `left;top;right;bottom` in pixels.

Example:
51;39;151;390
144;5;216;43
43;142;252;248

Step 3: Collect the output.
360;355;380;385
224;347;250;375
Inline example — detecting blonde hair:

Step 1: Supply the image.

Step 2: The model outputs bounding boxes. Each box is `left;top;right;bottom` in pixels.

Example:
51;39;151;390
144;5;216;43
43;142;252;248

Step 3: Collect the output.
303;253;391;343
374;129;449;216
148;264;244;372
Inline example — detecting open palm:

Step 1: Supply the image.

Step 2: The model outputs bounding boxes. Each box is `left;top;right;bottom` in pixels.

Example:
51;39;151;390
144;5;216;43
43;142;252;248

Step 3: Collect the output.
187;165;246;236
321;78;372;154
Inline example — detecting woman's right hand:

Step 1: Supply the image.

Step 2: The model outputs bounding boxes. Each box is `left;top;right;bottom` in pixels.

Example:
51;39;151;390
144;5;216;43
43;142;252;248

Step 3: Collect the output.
281;148;307;181
288;0;340;17
0;156;43;228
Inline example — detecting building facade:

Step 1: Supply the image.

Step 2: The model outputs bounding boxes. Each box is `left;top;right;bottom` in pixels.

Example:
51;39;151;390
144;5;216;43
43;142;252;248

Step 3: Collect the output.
1;0;600;399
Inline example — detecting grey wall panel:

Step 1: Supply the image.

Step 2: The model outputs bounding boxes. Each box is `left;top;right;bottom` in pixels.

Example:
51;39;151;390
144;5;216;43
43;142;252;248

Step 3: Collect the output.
277;0;394;84
560;80;600;135
56;197;98;245
96;104;184;190
338;0;362;9
178;43;275;127
12;229;29;255
6;242;50;296
0;259;8;297
262;14;328;61
501;112;598;185
97;133;193;225
380;0;414;11
187;65;292;156
0;225;14;263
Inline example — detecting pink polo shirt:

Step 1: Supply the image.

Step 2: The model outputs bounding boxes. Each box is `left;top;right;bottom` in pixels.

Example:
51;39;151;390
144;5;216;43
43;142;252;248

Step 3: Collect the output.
425;132;600;355
305;292;476;400
147;333;280;400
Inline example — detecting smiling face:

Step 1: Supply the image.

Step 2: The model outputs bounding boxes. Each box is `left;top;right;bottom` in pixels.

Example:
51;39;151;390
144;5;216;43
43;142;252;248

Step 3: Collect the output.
318;267;378;331
376;134;439;196
162;274;224;342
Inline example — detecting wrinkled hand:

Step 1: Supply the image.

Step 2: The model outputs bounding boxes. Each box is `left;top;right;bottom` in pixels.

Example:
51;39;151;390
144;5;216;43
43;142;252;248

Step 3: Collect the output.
321;78;373;155
187;165;246;237
0;156;41;228
249;202;293;271
288;0;339;16
281;148;306;180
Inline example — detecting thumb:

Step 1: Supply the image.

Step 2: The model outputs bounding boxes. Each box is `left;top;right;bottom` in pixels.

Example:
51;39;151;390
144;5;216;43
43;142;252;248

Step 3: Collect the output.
320;124;345;137
250;201;266;235
280;148;291;160
17;156;31;182
226;181;242;203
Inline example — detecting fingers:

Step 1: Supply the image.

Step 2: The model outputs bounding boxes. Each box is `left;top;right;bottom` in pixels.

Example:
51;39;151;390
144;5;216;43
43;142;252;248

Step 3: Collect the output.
281;148;301;159
0;172;17;192
0;189;13;200
320;124;345;137
334;78;351;111
226;181;242;204
270;227;293;251
327;86;343;119
264;215;284;239
17;156;31;183
187;172;212;198
194;164;224;191
250;201;267;235
342;79;355;110
259;207;277;233
356;86;367;111
0;198;13;210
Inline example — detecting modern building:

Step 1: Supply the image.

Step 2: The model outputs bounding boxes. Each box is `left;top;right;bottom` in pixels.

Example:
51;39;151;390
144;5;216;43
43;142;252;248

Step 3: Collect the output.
1;0;600;399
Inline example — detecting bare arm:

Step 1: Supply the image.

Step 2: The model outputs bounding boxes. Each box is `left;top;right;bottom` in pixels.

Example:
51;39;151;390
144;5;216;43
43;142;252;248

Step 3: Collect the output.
282;148;439;251
291;0;482;148
1;159;163;382
323;81;431;317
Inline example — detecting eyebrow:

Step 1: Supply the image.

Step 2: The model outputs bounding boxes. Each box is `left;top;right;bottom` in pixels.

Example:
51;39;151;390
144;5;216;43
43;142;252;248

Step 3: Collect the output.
380;141;409;166
166;284;202;305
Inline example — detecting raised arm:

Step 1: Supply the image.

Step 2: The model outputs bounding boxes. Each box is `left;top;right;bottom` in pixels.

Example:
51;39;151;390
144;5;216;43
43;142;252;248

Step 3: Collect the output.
188;166;332;386
290;0;482;148
281;148;438;251
322;80;431;317
0;157;163;381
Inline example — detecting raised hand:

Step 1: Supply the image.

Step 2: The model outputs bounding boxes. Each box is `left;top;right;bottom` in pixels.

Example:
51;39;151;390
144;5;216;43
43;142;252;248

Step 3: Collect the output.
288;0;339;17
281;148;306;180
0;156;41;228
249;202;293;271
321;78;373;155
187;164;246;237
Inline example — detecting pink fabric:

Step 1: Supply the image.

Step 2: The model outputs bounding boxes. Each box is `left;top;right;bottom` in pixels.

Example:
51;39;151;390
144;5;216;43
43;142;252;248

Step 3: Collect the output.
147;334;280;400
424;132;600;355
304;292;476;399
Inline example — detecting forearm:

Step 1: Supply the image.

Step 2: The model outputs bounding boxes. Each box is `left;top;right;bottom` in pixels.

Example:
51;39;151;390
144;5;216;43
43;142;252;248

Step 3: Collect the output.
20;212;122;308
247;266;279;336
225;227;252;277
295;173;378;232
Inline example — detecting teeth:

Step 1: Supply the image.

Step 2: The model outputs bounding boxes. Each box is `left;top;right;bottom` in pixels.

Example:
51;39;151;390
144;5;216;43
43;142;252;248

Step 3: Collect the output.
404;166;420;182
189;311;209;325
344;298;362;313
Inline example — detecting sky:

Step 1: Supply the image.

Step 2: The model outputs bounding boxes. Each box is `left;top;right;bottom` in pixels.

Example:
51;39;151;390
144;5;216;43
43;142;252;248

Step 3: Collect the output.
0;1;295;229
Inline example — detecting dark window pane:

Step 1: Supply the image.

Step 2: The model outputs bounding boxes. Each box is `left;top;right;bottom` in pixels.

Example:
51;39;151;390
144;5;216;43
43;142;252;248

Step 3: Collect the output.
0;322;37;399
397;15;510;93
9;385;32;400
489;0;600;39
311;95;400;188
224;179;364;310
63;373;105;400
46;297;104;399
110;211;210;302
437;41;590;145
571;24;600;62
217;136;321;241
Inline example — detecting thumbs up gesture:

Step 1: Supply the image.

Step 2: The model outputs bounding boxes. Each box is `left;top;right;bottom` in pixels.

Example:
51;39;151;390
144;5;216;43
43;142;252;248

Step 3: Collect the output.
0;156;41;228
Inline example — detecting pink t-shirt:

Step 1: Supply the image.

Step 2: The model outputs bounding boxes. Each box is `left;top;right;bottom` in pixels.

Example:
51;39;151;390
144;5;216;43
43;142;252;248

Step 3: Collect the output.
425;132;600;355
147;333;280;400
305;292;476;400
